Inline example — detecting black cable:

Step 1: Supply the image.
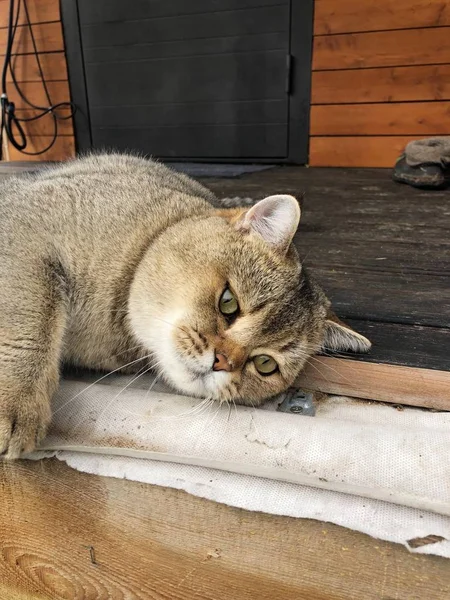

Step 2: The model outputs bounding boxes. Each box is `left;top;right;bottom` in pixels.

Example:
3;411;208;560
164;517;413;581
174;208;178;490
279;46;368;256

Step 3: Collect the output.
0;0;26;157
0;0;77;158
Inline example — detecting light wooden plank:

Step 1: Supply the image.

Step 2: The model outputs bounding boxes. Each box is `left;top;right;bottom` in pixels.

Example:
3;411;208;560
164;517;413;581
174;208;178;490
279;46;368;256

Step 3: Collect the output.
14;109;73;137
312;64;450;104
313;27;450;70
4;52;68;82
1;459;449;600
1;80;70;109
309;136;422;167
6;135;75;161
0;21;63;55
298;357;450;410
0;0;60;28
311;101;450;136
314;0;450;35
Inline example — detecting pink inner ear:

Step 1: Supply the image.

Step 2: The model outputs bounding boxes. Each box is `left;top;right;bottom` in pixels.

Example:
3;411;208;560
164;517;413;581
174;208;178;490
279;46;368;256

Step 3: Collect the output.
237;195;300;250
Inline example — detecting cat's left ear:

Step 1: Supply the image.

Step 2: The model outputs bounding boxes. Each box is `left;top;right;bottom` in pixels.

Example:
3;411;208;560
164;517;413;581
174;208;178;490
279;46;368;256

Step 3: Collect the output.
322;312;371;354
236;194;301;254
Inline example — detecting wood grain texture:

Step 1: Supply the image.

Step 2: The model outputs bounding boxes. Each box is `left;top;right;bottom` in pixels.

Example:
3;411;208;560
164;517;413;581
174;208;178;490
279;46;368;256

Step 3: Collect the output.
311;65;450;104
2;80;70;109
314;0;450;35
313;27;450;71
0;21;64;55
4;52;68;82
309;136;422;167
6;136;75;161
15;109;73;136
0;0;60;28
298;357;450;409
336;321;450;372
204;166;450;333
1;459;450;600
311;102;450;135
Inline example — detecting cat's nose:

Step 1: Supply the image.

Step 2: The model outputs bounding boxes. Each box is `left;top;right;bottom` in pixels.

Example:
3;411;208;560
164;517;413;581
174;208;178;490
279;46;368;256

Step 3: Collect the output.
213;353;231;372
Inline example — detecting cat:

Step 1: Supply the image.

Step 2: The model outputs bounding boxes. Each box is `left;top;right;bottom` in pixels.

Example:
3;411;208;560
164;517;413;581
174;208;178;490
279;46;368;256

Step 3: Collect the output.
0;153;370;458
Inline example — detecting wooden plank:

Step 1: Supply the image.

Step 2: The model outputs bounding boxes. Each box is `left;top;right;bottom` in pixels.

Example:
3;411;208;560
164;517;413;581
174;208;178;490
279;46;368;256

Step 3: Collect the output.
4;52;68;82
205;165;450;330
311;102;450;136
313;27;450;70
331;320;450;372
0;21;64;55
14;109;73;137
1;459;450;600
0;0;60;28
1;80;70;109
309;136;422;167
298;358;450;410
311;65;450;104
314;0;450;35
6;136;75;161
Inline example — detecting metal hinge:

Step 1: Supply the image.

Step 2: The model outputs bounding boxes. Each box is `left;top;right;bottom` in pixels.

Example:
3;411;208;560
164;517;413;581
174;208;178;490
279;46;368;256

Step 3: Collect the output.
285;54;293;94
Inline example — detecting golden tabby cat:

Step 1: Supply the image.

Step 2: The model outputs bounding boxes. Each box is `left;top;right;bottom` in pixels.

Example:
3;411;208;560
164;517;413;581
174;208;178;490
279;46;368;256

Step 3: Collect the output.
0;154;370;458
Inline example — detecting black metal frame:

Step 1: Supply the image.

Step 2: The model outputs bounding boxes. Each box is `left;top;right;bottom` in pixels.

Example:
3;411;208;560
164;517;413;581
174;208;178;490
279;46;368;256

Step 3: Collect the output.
60;0;314;164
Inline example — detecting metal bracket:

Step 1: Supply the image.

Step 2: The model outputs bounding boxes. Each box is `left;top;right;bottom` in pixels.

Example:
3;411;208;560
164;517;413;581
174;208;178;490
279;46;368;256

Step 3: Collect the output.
276;389;316;416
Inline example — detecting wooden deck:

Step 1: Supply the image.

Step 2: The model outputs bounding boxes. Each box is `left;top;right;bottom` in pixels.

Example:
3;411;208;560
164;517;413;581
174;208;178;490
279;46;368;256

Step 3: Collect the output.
204;167;450;408
0;164;449;598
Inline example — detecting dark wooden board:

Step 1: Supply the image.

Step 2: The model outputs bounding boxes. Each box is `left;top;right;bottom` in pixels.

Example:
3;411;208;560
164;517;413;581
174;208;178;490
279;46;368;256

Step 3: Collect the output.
333;320;450;372
204;167;450;372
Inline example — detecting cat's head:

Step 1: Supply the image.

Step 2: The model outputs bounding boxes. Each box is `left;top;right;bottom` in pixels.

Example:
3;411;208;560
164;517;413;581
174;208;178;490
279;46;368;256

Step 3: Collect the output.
128;195;370;405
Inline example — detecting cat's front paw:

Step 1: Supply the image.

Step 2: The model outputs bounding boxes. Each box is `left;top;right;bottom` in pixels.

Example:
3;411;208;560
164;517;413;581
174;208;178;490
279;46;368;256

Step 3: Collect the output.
0;389;51;459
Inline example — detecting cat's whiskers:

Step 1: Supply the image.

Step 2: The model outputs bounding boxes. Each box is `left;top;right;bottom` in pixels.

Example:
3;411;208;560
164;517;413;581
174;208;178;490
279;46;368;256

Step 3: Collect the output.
197;399;222;440
53;353;154;416
288;353;361;389
309;354;362;382
147;396;215;422
69;363;153;435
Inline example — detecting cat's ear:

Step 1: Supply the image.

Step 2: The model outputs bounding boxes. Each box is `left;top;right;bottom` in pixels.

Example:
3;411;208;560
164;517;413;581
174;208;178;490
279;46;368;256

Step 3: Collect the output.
322;312;371;354
236;194;301;253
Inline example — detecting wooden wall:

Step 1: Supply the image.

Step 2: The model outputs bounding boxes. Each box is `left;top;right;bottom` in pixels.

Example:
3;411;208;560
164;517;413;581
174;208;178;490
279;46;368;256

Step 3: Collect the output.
2;0;450;167
0;0;75;161
309;0;450;167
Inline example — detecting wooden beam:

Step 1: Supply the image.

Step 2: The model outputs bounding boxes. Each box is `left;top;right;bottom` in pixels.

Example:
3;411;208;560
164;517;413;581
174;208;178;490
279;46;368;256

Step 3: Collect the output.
311;65;450;104
6;135;75;161
298;357;450;410
3;52;68;82
0;0;60;28
313;27;450;71
1;459;449;600
314;0;450;35
309;136;420;167
0;21;64;55
310;101;450;136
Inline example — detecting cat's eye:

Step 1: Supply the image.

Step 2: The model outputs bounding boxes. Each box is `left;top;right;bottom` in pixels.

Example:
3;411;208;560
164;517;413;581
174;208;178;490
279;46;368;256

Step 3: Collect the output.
219;288;239;316
253;355;278;375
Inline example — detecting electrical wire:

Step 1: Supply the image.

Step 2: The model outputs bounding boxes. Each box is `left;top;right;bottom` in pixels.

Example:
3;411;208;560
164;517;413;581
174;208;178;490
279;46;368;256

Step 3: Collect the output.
0;0;77;159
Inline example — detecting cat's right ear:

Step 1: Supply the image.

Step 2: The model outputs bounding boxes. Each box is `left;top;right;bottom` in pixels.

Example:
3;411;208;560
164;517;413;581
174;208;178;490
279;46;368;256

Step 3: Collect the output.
235;195;301;254
321;311;371;354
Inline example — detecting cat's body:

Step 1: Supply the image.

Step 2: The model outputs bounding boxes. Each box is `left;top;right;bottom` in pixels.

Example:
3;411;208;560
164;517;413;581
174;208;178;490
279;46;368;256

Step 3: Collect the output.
0;153;370;458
